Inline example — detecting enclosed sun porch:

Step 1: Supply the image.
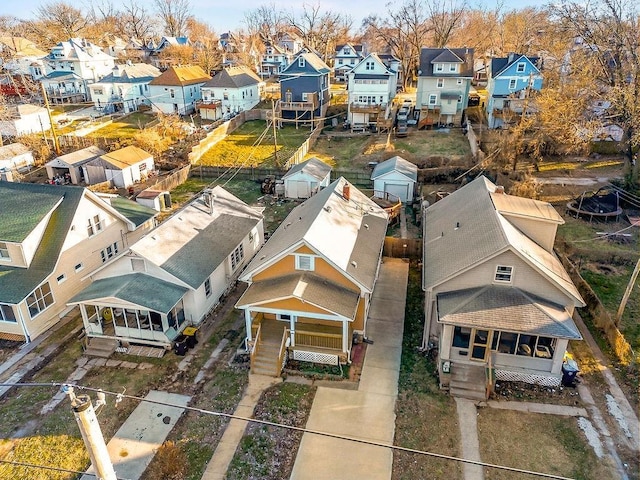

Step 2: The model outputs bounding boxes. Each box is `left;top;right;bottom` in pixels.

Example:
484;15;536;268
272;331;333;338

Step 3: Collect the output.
69;273;191;348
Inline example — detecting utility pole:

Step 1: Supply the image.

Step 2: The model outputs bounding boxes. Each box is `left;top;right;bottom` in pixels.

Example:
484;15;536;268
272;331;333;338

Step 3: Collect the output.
271;99;278;166
40;82;61;155
64;386;117;480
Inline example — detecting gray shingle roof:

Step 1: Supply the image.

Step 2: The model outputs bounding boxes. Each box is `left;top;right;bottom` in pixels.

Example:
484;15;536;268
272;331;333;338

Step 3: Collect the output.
423;176;583;305
283;157;331;181
0;143;30;161
371;156;417;181
236;272;360;319
0;183;84;303
419;48;474;77
203;66;261;88
437;286;582;339
240;178;388;292
131;186;262;289
108;197;157;227
68;273;187;313
46;146;105;168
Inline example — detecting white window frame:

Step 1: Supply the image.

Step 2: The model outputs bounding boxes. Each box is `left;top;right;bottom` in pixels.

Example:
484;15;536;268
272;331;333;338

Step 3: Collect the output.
87;215;103;237
437;78;444;88
0;242;9;260
449;64;457;72
100;242;119;263
277;313;291;321
516;62;526;73
75;262;84;272
230;244;245;270
508;79;517;89
494;265;513;283
26;282;54;319
428;94;437;105
295;254;315;271
56;273;66;284
0;304;17;323
298;56;305;67
457;78;463;85
435;64;443;72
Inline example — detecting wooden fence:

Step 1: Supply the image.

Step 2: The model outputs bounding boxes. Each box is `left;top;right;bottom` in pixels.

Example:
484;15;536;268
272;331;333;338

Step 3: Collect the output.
146;164;191;192
283;123;324;169
466;121;484;163
383;237;422;260
561;255;635;365
194;165;285;182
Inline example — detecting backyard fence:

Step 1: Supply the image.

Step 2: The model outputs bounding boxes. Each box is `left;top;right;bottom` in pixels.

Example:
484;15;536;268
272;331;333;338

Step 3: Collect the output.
466;121;484;163
194;165;284;182
332;169;372;187
145;164;192;192
283;123;324;169
561;255;636;365
383;237;422;260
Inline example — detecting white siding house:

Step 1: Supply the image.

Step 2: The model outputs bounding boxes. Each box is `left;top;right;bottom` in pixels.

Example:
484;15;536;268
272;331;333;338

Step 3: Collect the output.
283;157;332;199
200;66;262;120
0;104;50;137
89;63;161;114
0;143;34;171
371;156;418;203
69;186;264;348
83;146;155;188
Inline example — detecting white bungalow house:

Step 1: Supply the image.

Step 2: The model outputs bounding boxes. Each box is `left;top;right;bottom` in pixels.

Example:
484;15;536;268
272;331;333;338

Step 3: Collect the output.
283;157;331;199
83;146;155;188
200;66;262;120
0;104;50;137
45;146;105;185
0;182;156;343
0;143;34;171
89;63;161;114
346;53;399;131
371;156;417;203
69;186;264;348
422;176;585;400
147;65;211;115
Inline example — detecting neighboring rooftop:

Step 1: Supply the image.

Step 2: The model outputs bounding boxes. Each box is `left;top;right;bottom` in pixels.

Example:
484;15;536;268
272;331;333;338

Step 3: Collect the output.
204;66;261;89
148;65;211;86
283;157;331;181
96;146;153;169
46;146;105;167
371;156;417;181
0;143;30;161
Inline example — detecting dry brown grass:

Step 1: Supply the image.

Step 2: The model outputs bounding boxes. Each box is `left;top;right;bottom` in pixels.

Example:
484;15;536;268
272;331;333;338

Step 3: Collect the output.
478;409;615;480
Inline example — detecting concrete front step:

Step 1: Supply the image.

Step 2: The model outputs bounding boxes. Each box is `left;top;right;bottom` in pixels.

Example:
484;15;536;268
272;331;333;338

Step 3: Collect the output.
450;386;488;401
84;337;119;358
450;379;486;393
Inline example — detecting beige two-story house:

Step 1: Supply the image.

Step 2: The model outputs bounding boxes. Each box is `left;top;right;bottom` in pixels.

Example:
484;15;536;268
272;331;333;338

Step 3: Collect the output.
0;182;156;342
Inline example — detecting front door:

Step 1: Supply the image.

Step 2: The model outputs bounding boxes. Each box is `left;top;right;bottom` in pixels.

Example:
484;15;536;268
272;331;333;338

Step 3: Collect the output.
470;329;491;361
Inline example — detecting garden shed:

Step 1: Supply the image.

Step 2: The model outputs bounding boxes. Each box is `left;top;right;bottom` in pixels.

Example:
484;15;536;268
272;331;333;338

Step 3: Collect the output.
45;146;105;184
371;156;417;203
283;157;331;199
84;146;154;188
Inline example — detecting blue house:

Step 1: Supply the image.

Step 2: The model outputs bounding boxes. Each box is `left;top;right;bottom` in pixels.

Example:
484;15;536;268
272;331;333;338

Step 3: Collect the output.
486;53;543;129
277;51;330;127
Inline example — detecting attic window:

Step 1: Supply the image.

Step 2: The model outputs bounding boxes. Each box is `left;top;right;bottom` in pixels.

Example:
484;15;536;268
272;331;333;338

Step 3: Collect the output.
516;62;526;73
298;57;305;67
0;242;9;260
494;265;513;283
295;254;314;271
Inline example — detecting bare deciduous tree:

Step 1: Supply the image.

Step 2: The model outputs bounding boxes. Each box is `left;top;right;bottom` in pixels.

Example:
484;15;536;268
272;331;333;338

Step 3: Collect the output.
35;1;88;39
154;0;192;37
244;4;288;45
121;0;157;42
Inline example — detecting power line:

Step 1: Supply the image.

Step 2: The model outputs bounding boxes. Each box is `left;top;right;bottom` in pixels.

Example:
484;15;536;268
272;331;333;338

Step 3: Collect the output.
0;382;575;480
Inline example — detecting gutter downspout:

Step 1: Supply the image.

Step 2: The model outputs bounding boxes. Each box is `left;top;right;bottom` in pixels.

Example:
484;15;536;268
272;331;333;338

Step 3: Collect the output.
16;303;31;343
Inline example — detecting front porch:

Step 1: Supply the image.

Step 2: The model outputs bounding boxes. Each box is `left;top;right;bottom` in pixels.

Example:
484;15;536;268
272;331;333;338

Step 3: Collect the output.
248;314;351;377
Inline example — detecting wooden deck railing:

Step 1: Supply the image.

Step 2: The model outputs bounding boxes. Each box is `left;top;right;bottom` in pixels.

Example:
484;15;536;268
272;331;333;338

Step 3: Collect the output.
249;322;262;371
277;328;290;376
295;330;342;350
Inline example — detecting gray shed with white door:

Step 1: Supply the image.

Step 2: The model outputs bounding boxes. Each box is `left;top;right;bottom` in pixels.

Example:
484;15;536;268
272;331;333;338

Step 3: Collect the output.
283;157;332;199
371;156;417;203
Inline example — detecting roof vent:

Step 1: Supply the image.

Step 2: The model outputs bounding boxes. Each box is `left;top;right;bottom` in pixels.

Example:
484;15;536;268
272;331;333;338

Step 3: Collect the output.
364;223;369;229
495;185;505;194
351;261;357;268
324;206;332;213
455;222;460;230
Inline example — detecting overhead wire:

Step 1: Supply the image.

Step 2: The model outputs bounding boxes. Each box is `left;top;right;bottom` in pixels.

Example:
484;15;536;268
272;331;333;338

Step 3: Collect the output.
0;459;126;479
0;382;575;480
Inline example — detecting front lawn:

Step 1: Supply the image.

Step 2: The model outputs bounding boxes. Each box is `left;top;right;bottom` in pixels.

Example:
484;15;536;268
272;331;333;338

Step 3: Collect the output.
198;120;311;168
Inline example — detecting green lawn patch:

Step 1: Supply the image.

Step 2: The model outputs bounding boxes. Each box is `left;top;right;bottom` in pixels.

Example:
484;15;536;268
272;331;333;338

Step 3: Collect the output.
307;135;371;169
199;120;310;168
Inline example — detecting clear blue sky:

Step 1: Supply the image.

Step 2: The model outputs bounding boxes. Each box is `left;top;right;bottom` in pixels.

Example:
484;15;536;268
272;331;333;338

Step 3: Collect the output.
3;0;549;35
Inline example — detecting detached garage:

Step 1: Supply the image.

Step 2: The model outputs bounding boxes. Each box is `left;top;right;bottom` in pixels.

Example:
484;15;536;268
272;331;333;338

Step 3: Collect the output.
371;156;417;203
283;157;332;199
84;146;155;189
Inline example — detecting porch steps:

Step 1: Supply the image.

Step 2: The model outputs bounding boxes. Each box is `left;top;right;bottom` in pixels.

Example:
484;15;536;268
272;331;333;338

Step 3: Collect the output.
84;337;119;358
449;363;488;401
251;321;286;377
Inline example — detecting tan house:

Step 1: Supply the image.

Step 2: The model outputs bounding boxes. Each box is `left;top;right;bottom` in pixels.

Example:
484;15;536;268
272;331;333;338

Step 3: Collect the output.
422;176;585;400
236;177;388;376
0;182;156;342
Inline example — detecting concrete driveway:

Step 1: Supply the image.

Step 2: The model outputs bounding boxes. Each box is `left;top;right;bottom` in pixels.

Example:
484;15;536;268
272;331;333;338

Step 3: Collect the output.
290;258;409;480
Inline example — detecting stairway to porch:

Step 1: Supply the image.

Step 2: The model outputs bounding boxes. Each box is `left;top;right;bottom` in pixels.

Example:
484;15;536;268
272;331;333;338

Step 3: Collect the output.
449;362;489;401
251;320;286;377
83;336;119;358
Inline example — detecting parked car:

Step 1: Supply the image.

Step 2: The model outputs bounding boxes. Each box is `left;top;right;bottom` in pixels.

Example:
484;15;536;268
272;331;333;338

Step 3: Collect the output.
397;107;409;122
396;122;408;137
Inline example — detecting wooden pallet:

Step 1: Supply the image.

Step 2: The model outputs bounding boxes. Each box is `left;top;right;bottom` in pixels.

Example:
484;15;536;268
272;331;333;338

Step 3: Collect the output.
126;345;166;358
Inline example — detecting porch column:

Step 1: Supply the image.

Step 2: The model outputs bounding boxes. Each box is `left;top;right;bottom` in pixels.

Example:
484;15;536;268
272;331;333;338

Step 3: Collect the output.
244;309;252;341
342;320;349;353
290;315;296;347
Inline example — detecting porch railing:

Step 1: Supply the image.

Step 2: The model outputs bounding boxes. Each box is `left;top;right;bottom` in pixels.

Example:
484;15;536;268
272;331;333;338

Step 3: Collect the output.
277;328;290;376
249;322;262;371
295;330;342;350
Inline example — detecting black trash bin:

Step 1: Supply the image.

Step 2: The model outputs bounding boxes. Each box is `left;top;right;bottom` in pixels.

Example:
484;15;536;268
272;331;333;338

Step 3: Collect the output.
174;335;188;356
561;359;579;386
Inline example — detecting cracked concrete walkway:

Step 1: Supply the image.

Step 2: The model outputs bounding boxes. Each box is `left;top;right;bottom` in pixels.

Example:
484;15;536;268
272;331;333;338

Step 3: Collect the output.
455;397;484;480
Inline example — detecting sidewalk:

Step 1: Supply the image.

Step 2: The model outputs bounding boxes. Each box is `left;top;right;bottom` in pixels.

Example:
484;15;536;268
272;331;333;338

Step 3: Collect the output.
290;258;409;480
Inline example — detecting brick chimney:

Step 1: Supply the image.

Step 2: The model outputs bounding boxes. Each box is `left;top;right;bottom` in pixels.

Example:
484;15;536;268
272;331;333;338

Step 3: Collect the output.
343;183;351;201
